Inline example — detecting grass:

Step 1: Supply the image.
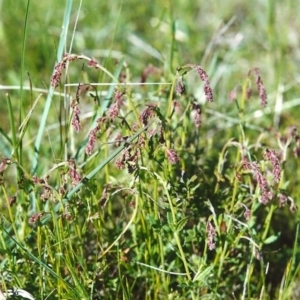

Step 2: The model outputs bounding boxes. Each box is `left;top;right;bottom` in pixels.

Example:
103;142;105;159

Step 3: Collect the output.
0;1;300;299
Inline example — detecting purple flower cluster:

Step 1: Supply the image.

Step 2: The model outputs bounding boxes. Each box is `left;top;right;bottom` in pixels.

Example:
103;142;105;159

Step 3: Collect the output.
70;83;86;133
241;203;251;221
175;64;214;102
175;77;185;96
51;54;103;89
191;102;201;128
29;212;45;224
0;158;11;185
51;54;68;88
278;193;297;212
32;175;52;201
263;148;281;183
206;221;216;250
51;53;78;88
166;148;179;164
289;127;300;158
243;160;273;205
71;100;81;133
196;66;214;102
107;89;126;120
139;105;155;126
85;117;108;155
249;68;267;107
115;147;139;173
68;158;82;187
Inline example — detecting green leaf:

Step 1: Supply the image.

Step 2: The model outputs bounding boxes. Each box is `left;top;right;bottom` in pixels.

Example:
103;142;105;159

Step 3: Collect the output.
264;234;280;244
167;211;175;231
175;217;188;232
193;265;214;284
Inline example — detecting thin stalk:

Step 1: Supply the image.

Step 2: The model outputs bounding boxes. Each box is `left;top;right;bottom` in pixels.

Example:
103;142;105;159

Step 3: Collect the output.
19;0;30;166
32;0;73;174
6;93;17;157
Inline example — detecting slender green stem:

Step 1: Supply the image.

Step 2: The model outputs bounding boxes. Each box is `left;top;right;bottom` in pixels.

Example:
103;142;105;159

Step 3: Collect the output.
6;93;17;158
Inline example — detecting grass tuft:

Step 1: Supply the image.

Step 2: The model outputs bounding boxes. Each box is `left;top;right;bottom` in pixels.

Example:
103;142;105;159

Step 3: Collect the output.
0;1;300;299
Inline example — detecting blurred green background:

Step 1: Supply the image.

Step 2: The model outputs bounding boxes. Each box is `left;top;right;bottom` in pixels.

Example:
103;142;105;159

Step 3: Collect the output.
1;0;300;125
0;0;299;86
1;0;300;168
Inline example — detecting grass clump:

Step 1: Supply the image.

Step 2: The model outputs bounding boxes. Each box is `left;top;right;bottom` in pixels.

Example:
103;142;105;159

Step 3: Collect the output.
0;1;300;299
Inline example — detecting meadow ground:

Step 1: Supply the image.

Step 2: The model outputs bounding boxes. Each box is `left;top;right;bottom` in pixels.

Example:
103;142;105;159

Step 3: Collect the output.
0;1;300;299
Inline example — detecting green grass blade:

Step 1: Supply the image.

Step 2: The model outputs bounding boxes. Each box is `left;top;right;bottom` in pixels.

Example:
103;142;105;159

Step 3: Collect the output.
18;0;30;166
5;93;17;157
31;0;73;174
1;226;81;298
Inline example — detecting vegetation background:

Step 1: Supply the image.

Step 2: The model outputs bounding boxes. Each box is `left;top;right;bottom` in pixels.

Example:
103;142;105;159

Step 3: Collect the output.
0;0;299;299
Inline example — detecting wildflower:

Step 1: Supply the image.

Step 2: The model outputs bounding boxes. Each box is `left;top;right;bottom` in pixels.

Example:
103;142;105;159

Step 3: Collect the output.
289;201;298;213
59;185;66;196
278;193;288;207
63;212;72;221
40;186;52;201
166;148;179;164
71;100;81;133
139;106;155;126
260;189;273;205
204;82;214;102
51;53;76;88
241;203;251;220
8;196;17;207
249;68;267;107
100;184;111;205
0;158;11;185
242;161;272;205
116;157;126;170
116;150;127;170
0;158;11;173
114;88;125;106
88;58;99;68
138;135;145;148
191;102;201;128
159;126;165;144
293;135;300;158
114;133;123;147
246;88;252;99
196;66;209;82
173;100;180;109
235;170;243;182
264;148;281;183
51;59;67;88
108;102;120;120
107;89;126;121
28;212;45;224
196;65;214;102
244;207;251;220
86;118;108;155
228;89;237;102
86;127;98;155
140;65;161;83
253;169;272;205
175;77;185;96
147;128;158;139
68;158;81;187
289;126;298;138
75;83;84;100
206;221;216;250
